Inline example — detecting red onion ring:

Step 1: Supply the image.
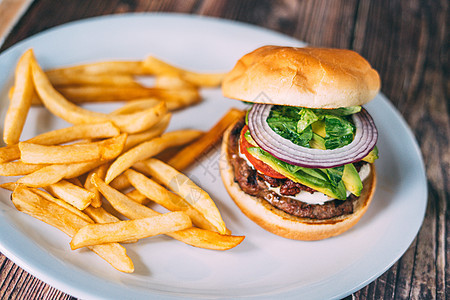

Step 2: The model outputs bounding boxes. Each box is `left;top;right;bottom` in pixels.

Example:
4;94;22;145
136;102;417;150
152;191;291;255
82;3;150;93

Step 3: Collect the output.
247;104;378;168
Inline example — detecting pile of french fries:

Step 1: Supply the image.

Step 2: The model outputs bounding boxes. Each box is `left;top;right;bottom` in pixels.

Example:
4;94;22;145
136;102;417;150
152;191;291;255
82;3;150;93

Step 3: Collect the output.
0;49;245;273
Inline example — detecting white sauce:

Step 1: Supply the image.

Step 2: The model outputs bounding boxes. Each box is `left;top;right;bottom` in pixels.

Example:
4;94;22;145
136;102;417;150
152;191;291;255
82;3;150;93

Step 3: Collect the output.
266;163;371;205
268;186;332;205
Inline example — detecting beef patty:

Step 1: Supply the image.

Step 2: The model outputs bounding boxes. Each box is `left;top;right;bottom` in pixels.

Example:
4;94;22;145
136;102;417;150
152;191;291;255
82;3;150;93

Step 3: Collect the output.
228;119;357;220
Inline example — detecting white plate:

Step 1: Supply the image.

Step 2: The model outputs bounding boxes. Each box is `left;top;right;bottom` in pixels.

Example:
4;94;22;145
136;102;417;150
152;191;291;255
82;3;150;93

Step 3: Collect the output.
0;14;427;299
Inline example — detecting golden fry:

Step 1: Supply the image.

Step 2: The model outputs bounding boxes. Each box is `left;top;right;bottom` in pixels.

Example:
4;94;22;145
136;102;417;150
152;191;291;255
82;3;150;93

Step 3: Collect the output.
1;123;116;163
0;161;47;176
111;98;189;114
0;182;16;191
168;108;245;171
31;188;93;224
27;122;120;144
138;159;227;234
105;130;203;184
83;206;119;223
122;114;171;152
143;56;225;87
92;174;244;250
3;49;35;145
30;58;167;133
110;99;161;115
154;76;196;89
12;185;134;272
84;205;137;244
56;85;200;104
125;169;220;232
125;189;149;205
20;133;126;164
0;145;21;164
45;180;95;210
0;183;93;223
84;164;109;208
48;72;141;87
18;160;104;187
70;211;192;249
67;177;83;187
46;60;146;76
0;122;120;163
109;173;131;191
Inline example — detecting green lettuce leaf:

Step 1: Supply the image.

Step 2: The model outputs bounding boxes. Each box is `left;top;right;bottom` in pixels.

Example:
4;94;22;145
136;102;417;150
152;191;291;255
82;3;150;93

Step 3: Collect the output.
312;106;361;116
266;106;312;147
266;105;358;150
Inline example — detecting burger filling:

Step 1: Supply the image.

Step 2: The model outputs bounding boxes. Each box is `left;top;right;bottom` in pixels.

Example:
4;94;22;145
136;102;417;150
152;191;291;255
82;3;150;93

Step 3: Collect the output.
228;105;378;220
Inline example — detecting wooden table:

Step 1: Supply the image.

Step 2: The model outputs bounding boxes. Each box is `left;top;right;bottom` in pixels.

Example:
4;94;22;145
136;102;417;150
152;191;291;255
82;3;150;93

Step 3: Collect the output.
0;1;447;299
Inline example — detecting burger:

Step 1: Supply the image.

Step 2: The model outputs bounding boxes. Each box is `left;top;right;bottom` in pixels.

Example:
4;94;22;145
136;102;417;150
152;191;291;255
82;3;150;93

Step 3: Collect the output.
219;46;380;240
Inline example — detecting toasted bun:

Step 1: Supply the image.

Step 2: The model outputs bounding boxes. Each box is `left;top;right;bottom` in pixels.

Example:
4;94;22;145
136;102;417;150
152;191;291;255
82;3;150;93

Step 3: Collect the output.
220;125;377;240
222;46;380;109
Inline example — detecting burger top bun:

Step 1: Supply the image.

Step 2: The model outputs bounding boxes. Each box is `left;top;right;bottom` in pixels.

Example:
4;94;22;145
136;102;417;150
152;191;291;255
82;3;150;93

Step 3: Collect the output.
222;46;381;109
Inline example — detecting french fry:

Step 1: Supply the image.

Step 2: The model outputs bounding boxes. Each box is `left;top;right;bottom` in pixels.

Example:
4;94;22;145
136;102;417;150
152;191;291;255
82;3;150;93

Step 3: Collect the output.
84;206;137;243
111;98;189;114
20;133;126;164
110;99;161;115
12;185;134;273
122;114;171;152
48;73;141;87
70;211;192;249
1;182;92;222
168;108;245;171
109;173;131;190
0;182;16;191
31;188;93;224
28;122;121;144
67;177;83;187
92;174;244;250
56;86;200;104
105;130;203;184
0;122;121;163
125;169;220;232
125;189;149;205
17;160;104;187
0;145;21;164
8;86;40;105
0;182;92;223
138;159;227;234
30;58;168;133
143;56;226;87
0;161;47;176
154;76;196;89
45;180;95;210
84;164;109;208
46;60;146;76
83;206;121;223
3;49;35;145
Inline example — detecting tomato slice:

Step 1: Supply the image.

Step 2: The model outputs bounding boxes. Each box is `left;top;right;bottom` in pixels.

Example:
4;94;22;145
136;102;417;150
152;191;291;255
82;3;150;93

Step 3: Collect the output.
239;125;286;179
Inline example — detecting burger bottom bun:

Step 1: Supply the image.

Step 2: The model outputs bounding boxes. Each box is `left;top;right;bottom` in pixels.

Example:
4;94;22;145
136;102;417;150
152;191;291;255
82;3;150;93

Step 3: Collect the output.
219;125;377;241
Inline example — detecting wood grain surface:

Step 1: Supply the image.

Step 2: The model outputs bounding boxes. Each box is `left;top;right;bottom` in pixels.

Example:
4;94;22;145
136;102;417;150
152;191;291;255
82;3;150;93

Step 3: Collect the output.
0;0;448;299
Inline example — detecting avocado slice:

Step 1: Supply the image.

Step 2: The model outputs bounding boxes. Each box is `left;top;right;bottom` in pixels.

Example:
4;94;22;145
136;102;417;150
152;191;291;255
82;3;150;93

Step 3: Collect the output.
247;147;347;200
362;146;379;163
311;119;326;137
244;130;257;146
309;133;326;150
342;163;363;196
